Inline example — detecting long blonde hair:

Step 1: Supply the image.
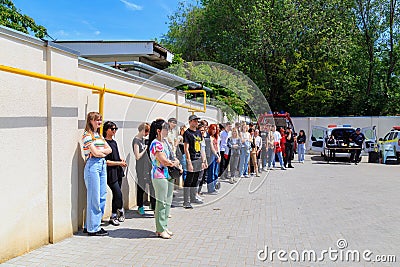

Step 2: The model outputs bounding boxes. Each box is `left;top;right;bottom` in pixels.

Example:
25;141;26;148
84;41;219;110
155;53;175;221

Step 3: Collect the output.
232;127;239;138
84;112;102;134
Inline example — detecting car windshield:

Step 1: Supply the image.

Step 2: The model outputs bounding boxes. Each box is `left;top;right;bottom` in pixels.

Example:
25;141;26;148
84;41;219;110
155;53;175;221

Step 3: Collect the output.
331;128;355;142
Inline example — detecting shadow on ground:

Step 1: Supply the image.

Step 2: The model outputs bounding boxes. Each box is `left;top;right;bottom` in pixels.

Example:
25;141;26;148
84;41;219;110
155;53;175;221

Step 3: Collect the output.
74;227;157;239
310;155;352;165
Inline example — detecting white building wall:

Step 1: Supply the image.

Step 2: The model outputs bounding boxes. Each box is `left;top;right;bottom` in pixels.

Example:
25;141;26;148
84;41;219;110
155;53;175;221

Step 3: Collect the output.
0;26;222;262
0;28;49;260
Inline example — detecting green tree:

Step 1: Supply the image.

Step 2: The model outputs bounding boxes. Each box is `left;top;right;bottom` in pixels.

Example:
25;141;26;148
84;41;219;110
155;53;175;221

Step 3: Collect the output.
0;0;47;38
163;0;400;116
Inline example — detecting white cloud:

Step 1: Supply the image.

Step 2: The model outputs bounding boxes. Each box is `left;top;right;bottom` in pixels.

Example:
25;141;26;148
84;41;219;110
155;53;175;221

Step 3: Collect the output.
120;0;143;11
94;31;101;35
55;30;69;37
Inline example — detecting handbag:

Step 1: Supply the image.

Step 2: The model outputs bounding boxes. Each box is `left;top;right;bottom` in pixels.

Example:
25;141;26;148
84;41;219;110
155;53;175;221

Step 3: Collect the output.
168;166;182;179
164;139;182;179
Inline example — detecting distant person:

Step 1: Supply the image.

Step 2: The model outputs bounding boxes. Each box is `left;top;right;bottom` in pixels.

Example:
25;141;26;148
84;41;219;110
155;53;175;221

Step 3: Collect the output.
296;129;306;163
239;124;251;177
349;128;365;165
219;122;231;179
207;124;221;193
284;127;294;168
133;122;155;215
259;124;268;171
228;127;241;183
249;128;260;176
272;126;286;170
327;135;337;161
198;120;210;195
254;129;262;174
167;117;178;153
103;121;127;226
266;125;275;170
196;123;208;200
82;112;112;236
279;128;287;167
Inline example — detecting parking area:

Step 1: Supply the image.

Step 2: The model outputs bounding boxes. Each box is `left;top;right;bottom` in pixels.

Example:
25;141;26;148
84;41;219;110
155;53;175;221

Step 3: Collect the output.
2;155;399;266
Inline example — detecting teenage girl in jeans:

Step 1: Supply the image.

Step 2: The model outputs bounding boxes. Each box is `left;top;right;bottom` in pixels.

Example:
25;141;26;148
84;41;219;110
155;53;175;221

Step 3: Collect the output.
82;112;112;236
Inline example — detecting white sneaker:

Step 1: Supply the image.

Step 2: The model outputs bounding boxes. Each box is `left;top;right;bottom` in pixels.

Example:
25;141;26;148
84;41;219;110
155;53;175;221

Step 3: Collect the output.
240;175;244;178
262;167;268;171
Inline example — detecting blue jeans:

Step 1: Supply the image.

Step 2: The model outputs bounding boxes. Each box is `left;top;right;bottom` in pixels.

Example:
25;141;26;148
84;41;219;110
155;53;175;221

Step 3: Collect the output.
84;158;107;233
207;155;219;192
297;143;306;162
239;147;250;176
276;152;284;167
261;147;268;168
267;148;275;168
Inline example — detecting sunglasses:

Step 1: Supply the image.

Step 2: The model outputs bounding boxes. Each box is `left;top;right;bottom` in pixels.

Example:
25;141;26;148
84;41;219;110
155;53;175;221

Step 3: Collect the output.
110;127;118;131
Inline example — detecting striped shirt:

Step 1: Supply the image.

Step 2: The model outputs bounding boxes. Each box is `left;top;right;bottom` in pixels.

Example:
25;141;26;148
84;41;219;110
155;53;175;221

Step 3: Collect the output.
82;131;105;158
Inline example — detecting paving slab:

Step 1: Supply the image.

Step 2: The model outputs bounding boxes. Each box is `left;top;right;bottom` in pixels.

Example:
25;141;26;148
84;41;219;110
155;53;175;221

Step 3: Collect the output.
2;155;399;266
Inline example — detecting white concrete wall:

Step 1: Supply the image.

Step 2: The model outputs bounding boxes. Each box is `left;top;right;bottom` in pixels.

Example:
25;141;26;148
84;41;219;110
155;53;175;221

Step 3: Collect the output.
0;26;222;262
0;28;49;261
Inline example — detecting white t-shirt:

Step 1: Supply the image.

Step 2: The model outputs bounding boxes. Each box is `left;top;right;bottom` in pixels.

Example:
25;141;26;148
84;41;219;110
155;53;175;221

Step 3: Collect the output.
220;130;229;152
255;136;262;148
273;131;282;143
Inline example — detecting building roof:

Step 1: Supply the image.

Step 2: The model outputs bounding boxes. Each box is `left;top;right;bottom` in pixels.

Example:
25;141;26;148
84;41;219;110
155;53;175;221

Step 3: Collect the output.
54;40;173;69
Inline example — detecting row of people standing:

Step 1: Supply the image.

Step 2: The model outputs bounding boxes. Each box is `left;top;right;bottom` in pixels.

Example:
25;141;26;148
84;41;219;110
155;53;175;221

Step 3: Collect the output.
81;112;308;239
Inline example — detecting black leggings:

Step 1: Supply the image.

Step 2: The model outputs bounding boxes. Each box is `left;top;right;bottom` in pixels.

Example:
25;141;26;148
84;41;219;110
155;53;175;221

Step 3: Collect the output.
108;180;123;214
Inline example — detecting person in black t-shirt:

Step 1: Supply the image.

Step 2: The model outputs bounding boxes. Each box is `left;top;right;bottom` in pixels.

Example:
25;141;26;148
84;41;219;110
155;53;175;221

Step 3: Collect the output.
284;127;294;168
183;114;207;209
103;121;127;226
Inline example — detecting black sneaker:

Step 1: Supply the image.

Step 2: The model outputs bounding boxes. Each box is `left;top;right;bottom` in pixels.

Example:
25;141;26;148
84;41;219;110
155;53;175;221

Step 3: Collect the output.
117;209;125;222
191;199;203;204
183;203;193;209
88;228;109;236
83;228;88;234
109;216;120;226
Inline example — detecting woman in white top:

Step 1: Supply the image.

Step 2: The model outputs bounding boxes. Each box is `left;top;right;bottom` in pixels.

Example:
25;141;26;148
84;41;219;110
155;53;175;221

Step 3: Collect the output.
81;112;112;236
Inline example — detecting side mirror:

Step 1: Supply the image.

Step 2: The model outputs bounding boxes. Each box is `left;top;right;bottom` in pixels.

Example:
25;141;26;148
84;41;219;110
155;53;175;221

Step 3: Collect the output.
311;136;316;141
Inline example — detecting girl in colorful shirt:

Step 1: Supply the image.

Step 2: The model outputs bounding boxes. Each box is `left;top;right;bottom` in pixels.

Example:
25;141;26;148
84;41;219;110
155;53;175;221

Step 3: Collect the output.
148;119;181;239
81;112;112;236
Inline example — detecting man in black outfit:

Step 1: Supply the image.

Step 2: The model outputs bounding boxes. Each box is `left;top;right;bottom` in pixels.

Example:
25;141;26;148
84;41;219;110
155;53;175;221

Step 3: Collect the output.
349;128;365;165
183;115;207;209
285;127;295;168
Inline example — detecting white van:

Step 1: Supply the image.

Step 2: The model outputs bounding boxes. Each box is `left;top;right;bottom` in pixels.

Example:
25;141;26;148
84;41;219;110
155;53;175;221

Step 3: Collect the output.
310;125;377;160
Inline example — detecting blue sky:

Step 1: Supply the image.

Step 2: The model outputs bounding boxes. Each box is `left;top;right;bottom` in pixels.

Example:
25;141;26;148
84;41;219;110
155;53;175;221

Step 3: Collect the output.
12;0;197;41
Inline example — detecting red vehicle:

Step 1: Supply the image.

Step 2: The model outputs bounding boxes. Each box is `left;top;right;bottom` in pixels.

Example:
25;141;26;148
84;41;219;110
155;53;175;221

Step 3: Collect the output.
257;112;297;157
257;112;296;134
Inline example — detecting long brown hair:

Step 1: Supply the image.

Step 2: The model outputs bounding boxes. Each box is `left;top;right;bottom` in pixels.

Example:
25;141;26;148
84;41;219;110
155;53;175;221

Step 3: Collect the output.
84;112;102;134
